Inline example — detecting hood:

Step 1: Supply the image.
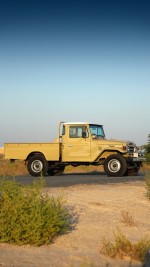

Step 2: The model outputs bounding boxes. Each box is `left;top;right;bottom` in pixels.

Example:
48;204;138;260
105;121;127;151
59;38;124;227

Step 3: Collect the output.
104;139;136;147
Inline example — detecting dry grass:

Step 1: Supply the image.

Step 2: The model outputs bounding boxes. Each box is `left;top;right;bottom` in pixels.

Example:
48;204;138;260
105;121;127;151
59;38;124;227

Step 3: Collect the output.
0;155;28;176
120;211;137;227
141;162;150;171
101;228;150;262
0;153;150;177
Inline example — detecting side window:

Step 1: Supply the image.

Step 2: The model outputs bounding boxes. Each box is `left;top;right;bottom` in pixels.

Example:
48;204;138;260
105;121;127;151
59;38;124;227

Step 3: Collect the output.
90;126;97;136
69;126;88;138
69;126;80;138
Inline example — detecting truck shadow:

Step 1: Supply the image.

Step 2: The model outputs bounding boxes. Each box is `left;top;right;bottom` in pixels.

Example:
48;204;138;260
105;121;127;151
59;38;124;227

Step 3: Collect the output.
9;171;146;187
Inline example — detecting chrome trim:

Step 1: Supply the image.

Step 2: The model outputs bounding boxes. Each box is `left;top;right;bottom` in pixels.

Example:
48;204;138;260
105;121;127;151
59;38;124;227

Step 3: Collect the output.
132;157;146;162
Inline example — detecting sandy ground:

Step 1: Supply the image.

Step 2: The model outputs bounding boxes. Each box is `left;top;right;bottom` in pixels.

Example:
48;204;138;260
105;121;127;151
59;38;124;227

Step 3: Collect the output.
0;172;150;267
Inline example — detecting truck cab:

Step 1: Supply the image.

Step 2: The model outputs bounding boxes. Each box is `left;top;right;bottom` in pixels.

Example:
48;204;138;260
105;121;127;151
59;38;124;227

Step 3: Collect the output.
61;122;105;162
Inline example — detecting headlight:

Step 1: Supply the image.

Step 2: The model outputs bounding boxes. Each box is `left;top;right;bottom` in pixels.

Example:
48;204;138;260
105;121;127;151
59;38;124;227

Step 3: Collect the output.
134;147;138;153
138;151;144;157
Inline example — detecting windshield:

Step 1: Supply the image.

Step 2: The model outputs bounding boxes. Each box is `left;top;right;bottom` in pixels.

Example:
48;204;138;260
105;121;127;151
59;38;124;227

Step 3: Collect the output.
89;124;105;138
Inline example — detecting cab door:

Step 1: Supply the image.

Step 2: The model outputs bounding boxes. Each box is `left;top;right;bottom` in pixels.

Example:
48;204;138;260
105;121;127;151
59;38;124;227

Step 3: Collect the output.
62;125;91;162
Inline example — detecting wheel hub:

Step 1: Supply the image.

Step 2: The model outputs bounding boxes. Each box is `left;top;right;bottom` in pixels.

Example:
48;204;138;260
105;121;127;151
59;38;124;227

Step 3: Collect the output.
108;159;121;173
31;160;43;173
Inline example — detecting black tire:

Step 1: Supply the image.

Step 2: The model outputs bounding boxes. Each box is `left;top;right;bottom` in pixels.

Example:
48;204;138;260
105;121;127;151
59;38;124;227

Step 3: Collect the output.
48;166;65;176
27;155;48;177
104;154;127;177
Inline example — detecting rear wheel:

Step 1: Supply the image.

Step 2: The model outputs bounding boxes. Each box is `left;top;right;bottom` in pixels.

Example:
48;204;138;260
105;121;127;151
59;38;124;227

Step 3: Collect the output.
104;154;127;177
27;155;48;177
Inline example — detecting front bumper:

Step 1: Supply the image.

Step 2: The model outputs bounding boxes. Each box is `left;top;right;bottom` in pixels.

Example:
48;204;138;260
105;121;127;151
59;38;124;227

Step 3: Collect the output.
125;152;146;163
126;157;146;163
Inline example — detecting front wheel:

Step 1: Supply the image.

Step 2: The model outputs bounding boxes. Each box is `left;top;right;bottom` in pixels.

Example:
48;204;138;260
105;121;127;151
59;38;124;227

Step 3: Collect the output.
104;154;127;177
27;155;48;177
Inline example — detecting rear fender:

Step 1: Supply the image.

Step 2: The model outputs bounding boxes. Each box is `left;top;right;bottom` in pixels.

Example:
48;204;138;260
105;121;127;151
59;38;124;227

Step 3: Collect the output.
26;152;46;162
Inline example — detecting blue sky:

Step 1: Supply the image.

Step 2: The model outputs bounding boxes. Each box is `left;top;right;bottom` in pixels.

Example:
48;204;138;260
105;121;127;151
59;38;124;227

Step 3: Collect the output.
0;0;150;146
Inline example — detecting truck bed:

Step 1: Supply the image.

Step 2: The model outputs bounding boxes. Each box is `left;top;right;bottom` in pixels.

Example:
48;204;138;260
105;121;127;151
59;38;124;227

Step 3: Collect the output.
4;143;60;161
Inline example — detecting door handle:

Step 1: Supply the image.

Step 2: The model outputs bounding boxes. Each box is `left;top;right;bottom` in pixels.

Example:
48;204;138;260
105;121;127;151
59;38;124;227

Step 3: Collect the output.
68;144;73;147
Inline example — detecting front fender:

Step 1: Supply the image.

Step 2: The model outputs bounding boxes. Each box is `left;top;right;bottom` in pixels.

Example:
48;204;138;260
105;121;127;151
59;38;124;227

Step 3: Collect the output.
94;150;125;162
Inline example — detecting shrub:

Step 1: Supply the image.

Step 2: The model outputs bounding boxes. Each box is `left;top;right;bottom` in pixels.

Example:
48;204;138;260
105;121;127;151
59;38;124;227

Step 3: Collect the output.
101;229;150;262
0;178;70;245
145;172;150;200
145;153;150;163
0;158;28;176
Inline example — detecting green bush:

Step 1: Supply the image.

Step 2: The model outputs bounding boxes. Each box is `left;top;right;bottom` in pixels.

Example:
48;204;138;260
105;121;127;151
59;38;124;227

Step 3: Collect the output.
145;172;150;200
0;178;70;245
145;153;150;163
101;229;150;262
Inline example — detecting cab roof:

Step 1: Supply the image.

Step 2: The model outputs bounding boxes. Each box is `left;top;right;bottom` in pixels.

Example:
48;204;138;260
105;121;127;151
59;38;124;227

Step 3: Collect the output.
63;122;88;125
63;122;103;126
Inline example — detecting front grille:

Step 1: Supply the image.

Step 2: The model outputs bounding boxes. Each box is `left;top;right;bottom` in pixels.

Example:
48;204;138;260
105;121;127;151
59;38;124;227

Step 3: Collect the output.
128;146;135;153
127;142;136;153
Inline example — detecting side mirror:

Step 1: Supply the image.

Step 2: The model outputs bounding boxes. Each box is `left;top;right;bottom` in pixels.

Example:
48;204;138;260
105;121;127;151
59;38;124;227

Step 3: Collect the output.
92;134;97;139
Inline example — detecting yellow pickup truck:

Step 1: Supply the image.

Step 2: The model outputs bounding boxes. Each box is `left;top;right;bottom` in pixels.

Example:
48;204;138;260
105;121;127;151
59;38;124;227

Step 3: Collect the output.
4;122;145;177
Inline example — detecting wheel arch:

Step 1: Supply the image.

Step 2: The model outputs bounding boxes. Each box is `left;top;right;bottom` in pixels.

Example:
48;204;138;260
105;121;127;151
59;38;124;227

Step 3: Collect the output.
96;149;123;162
26;152;46;162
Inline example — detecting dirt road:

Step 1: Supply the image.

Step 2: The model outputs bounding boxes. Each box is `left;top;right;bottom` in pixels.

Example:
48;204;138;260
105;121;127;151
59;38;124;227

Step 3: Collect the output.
0;171;149;267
